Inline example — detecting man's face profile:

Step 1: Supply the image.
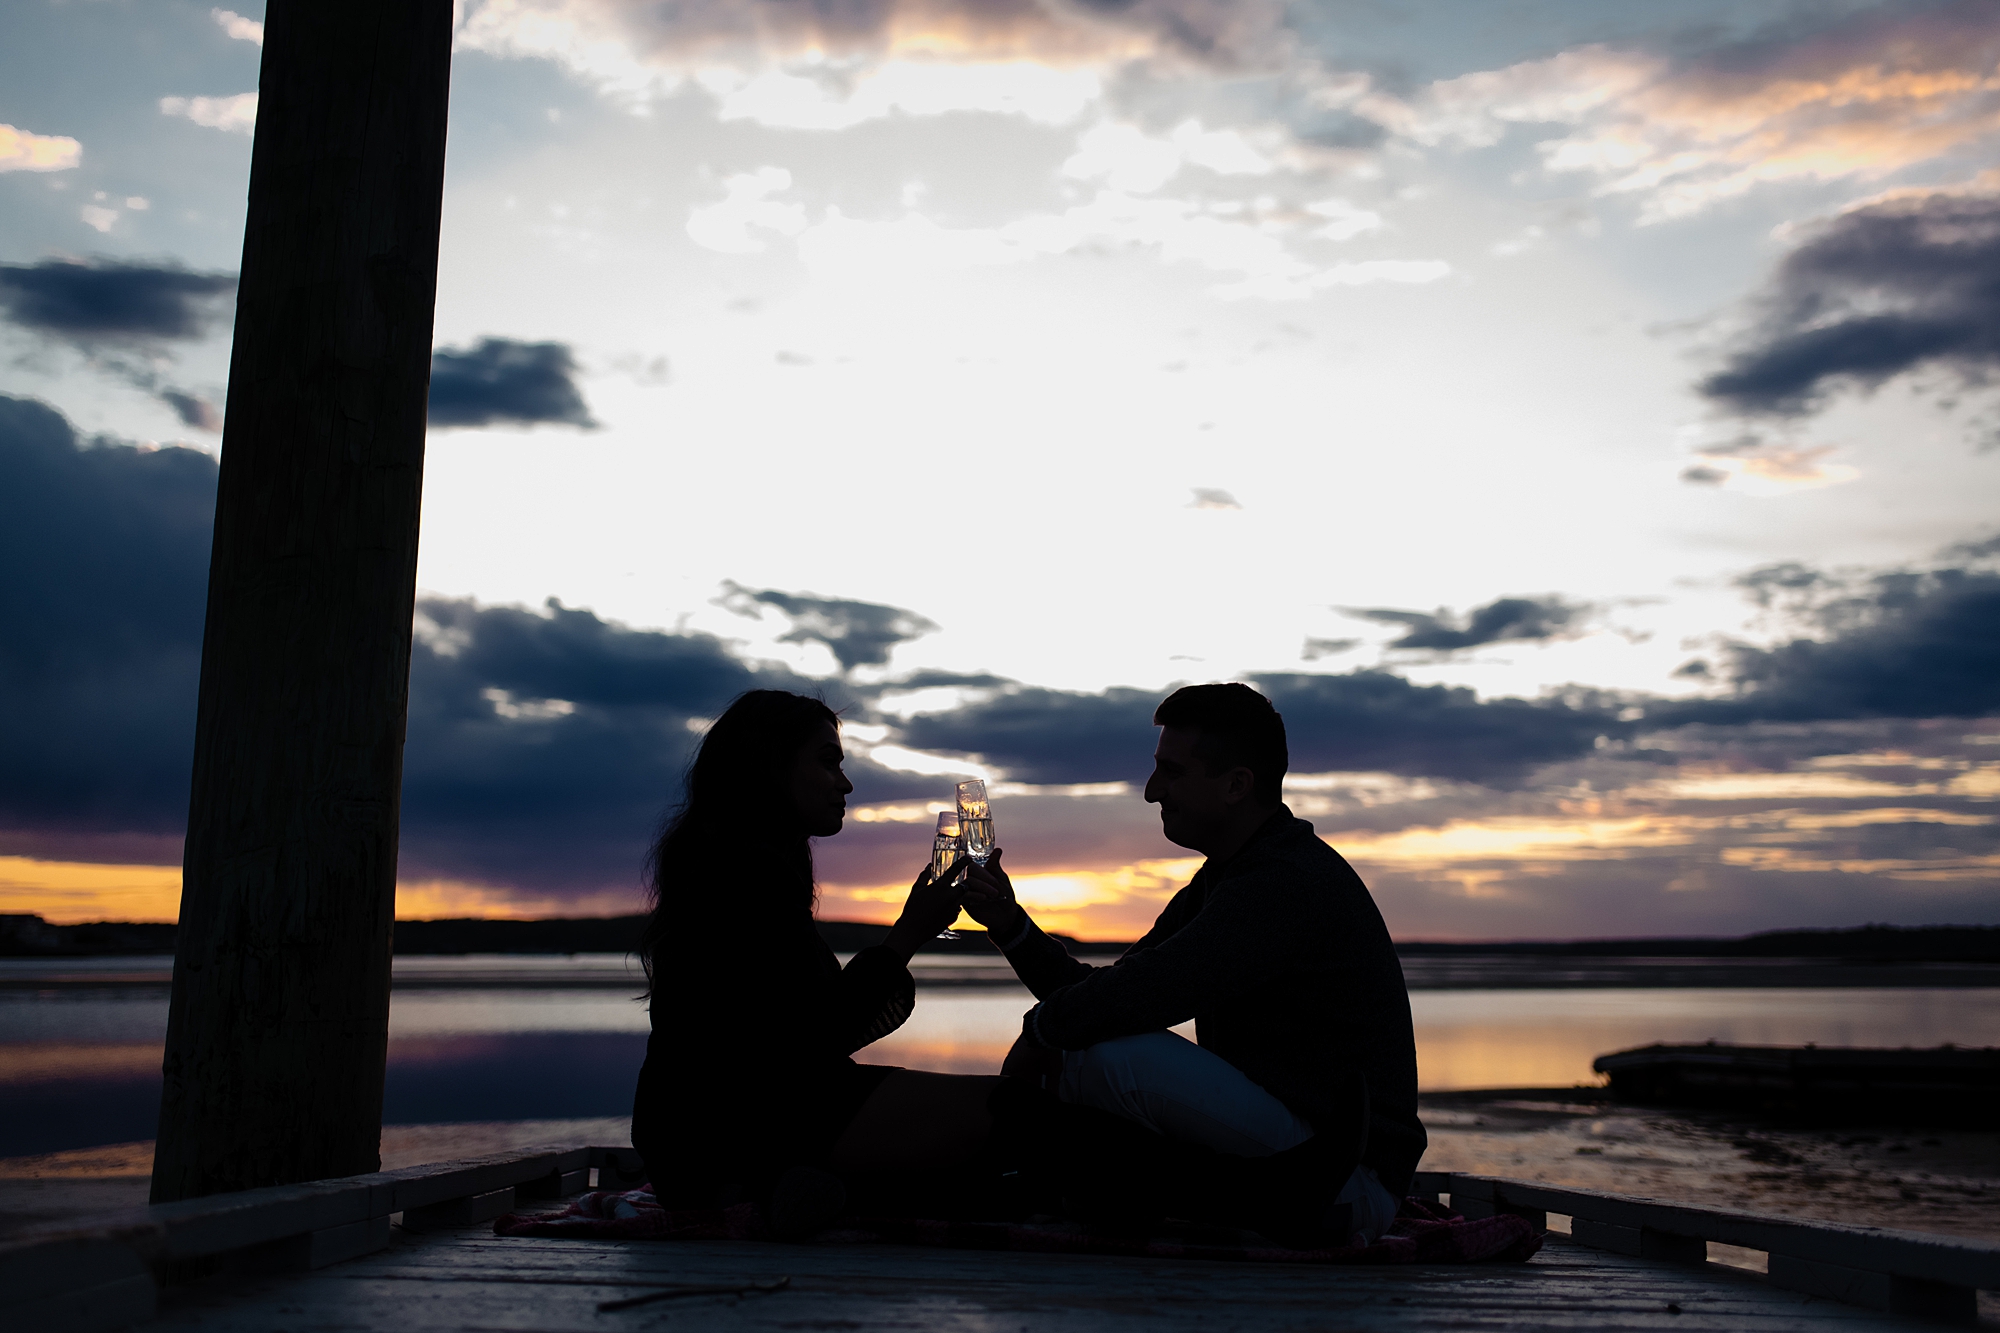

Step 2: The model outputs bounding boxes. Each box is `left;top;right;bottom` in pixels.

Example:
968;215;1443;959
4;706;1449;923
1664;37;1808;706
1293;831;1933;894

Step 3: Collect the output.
1144;725;1247;852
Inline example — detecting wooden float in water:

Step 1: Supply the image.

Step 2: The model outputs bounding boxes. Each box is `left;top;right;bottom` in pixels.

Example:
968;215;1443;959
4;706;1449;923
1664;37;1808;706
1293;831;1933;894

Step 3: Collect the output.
8;1143;1997;1330
1594;1043;2000;1124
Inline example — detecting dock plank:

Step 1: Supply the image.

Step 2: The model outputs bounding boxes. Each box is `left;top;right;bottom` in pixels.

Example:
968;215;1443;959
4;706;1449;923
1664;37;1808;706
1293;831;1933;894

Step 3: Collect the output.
139;1227;1940;1332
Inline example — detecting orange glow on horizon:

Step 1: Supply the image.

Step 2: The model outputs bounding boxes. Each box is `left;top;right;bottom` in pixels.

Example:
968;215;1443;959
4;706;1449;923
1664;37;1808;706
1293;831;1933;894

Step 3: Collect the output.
819;856;1201;940
0;856;183;924
391;879;646;921
0;858;646;926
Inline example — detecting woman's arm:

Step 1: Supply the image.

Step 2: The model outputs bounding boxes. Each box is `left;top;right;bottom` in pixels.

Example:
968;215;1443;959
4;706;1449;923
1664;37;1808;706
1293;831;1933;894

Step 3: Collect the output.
801;863;964;1056
879;861;970;964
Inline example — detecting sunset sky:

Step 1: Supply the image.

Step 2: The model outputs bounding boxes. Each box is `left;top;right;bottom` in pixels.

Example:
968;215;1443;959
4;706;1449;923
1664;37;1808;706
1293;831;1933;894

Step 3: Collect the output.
2;0;1996;938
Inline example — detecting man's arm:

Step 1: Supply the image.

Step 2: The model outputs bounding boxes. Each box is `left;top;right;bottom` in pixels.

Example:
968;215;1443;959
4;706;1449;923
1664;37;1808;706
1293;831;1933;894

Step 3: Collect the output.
990;906;1095;999
958;851;1093;998
1022;866;1293;1051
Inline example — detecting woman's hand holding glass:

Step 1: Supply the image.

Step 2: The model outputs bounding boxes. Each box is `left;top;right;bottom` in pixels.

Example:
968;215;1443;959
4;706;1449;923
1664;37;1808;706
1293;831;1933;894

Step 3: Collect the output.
957;848;1023;936
883;858;971;960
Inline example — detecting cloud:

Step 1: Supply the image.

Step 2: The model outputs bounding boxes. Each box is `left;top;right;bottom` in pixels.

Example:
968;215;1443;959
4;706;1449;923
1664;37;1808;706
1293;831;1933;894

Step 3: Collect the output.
685;168;809;254
0;259;235;345
0;124;81;173
1300;637;1358;662
894;672;1623;787
1654;559;2000;726
1254;672;1623;784
713;169;1446;300
895;686;1164;785
159;93;259;134
0;396;215;836
0;260;236;428
158;390;222;432
1063;118;1278;192
717;581;939;673
427;338;596;429
1188;487;1239;509
1344;595;1587;654
1390;3;2000;221
1699;187;2000;417
211;8;263;44
0;393;882;894
398;596;819;891
456;0;1286;112
8;391;1991;930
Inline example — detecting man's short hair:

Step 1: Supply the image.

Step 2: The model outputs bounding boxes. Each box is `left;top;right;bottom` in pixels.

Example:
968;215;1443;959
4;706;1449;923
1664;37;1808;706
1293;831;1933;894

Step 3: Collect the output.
1153;683;1288;806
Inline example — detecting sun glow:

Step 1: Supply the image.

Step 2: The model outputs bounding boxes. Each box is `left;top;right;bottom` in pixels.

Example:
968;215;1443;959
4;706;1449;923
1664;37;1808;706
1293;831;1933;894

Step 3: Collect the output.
820;856;1202;940
0;857;182;924
0;861;647;927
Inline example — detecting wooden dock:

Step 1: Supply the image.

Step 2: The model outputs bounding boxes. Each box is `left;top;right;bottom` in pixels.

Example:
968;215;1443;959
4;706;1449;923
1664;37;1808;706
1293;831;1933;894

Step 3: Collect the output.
12;1146;1997;1331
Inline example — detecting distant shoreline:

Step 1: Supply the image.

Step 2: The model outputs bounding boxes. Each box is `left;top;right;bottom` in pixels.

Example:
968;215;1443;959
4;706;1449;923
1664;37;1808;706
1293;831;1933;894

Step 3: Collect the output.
4;913;1997;964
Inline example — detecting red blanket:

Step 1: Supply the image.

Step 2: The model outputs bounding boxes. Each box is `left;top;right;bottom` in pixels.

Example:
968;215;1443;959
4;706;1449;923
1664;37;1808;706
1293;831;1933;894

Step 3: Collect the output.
494;1187;1542;1265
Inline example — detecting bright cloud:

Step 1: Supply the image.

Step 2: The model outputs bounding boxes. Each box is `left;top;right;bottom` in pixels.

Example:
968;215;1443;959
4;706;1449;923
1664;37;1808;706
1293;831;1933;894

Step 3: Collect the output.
454;0;1259;108
0;123;81;173
692;168;1445;299
454;0;1165;112
1678;434;1862;495
1063;119;1277;193
1306;197;1382;241
211;7;263;44
1393;13;2000;222
159;92;259;134
702;59;1101;131
684;167;808;253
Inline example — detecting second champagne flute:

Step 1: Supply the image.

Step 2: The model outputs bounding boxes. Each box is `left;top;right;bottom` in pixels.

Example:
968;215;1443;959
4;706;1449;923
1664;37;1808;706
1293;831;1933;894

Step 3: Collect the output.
931;810;964;940
956;779;994;864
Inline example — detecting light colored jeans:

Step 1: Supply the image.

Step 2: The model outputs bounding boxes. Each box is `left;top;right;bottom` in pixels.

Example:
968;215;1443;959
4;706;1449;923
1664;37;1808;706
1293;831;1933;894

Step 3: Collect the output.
1059;1029;1398;1242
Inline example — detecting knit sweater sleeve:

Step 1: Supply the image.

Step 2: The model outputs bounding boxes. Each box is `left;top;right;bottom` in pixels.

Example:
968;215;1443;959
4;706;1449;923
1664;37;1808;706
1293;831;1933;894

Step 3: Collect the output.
991;910;1096;999
816;944;917;1054
1023;868;1288;1050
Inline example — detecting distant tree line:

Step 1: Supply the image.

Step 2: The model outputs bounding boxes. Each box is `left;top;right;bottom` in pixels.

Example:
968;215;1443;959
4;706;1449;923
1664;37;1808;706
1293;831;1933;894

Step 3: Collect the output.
5;913;1996;961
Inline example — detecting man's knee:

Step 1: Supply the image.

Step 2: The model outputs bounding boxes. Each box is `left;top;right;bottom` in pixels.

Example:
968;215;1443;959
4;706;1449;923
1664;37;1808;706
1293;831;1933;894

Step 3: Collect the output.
1001;1032;1063;1092
1061;1033;1183;1114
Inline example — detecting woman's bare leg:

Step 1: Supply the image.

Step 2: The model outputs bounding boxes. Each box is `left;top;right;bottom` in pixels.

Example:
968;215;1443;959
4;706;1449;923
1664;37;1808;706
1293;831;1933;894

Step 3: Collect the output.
828;1069;1006;1175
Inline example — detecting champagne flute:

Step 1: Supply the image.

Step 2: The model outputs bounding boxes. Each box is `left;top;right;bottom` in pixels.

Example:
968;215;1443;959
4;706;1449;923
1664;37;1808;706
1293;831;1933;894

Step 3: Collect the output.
931;811;965;940
956;779;994;865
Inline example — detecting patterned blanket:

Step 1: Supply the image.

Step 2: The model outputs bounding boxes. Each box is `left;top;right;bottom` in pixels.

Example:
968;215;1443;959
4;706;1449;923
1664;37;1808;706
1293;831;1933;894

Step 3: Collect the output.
494;1187;1543;1266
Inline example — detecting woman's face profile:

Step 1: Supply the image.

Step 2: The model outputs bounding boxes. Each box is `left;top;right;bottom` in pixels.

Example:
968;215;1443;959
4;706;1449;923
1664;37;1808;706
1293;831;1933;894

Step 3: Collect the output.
789;720;853;838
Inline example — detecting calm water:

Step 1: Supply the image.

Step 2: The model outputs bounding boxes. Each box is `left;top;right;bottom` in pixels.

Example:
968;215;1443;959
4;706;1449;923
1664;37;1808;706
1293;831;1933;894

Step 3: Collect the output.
3;955;1997;1157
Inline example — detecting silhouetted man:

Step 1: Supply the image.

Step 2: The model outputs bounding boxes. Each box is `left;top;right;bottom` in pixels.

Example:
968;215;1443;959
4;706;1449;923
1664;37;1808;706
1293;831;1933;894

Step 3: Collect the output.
960;683;1425;1240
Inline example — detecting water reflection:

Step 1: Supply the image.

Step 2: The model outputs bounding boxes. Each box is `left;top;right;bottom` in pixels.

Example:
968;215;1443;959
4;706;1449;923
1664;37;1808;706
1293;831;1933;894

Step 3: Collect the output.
4;975;1997;1158
857;988;2000;1088
1412;987;2000;1091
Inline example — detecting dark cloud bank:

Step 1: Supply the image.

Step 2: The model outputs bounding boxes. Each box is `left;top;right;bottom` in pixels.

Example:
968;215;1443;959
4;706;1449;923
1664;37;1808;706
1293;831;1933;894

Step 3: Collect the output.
1343;595;1584;654
1702;189;2000;416
5;392;1996;899
717;580;938;672
0;258;235;344
1659;562;2000;726
0;258;235;434
428;338;595;429
0;263;595;437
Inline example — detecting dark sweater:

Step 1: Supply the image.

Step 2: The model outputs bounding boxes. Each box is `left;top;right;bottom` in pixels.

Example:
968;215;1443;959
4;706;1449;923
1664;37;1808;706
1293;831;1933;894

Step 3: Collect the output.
1004;807;1427;1194
631;913;914;1199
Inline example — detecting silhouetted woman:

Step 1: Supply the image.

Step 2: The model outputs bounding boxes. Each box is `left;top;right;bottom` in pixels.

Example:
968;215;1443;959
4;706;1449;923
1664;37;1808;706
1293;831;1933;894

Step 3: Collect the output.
630;690;1002;1232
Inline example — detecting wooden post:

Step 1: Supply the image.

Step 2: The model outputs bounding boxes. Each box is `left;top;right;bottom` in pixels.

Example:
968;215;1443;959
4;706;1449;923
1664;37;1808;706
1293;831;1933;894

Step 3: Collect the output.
151;0;454;1202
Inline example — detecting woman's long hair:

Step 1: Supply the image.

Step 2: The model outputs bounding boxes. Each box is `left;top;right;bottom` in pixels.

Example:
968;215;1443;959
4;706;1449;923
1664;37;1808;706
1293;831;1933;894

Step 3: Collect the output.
638;690;839;989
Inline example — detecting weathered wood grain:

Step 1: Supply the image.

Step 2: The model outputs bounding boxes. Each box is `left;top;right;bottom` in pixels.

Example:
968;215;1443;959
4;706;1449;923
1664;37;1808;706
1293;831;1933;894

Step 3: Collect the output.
151;0;455;1204
137;1228;1937;1332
